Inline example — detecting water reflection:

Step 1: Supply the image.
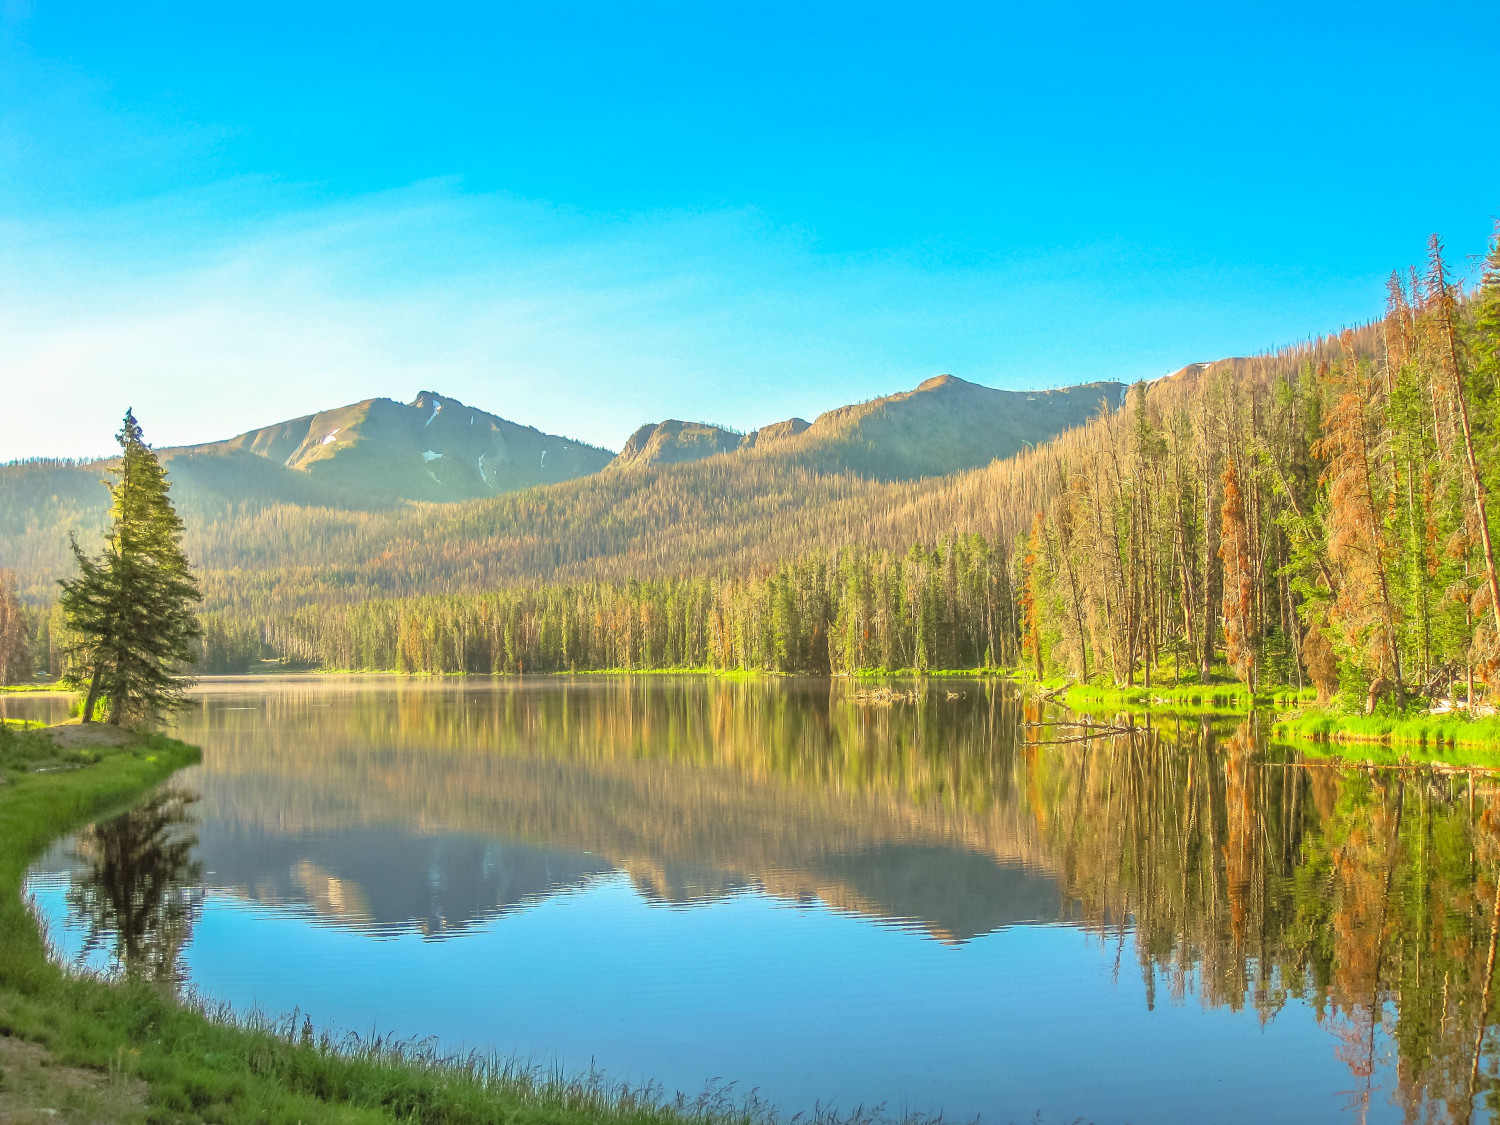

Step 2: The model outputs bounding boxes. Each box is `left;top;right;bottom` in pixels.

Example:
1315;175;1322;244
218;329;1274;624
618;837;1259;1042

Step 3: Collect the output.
1030;716;1500;1123
182;678;1064;942
27;677;1500;1122
67;788;203;985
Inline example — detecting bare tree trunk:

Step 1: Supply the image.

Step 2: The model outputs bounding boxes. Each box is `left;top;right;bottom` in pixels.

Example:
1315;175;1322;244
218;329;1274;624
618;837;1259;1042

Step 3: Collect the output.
80;665;103;724
1201;457;1218;679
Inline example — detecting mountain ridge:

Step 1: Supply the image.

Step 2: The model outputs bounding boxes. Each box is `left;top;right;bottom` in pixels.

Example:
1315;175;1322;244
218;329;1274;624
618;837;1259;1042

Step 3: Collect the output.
2;368;1146;605
608;374;1125;477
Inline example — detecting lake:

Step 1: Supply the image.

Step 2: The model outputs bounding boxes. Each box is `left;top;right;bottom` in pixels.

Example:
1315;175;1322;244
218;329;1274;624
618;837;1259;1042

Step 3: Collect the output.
10;675;1500;1124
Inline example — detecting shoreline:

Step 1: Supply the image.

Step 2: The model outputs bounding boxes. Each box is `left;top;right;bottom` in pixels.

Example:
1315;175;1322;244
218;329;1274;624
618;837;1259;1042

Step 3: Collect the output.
15;669;1500;762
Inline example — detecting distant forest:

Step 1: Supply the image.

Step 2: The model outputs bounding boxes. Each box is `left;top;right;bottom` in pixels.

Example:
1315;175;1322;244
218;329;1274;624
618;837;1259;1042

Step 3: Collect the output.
6;232;1500;709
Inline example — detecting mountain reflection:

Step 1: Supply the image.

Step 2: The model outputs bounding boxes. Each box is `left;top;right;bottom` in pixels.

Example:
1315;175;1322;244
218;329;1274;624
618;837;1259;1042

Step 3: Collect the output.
183;678;1065;943
199;828;615;936
67;788;203;986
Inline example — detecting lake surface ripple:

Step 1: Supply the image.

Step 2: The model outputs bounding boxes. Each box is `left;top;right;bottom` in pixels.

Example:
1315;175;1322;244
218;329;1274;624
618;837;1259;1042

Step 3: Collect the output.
14;675;1500;1124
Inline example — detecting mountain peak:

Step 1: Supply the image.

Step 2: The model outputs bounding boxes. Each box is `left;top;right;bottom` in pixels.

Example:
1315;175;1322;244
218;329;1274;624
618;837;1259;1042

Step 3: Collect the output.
614;420;746;469
163;391;613;504
915;373;973;392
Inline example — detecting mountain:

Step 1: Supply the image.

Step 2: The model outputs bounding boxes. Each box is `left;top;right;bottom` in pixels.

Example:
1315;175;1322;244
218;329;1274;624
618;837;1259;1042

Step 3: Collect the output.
766;374;1124;479
610;376;1124;479
2;372;1126;606
612;420;752;468
163;391;614;505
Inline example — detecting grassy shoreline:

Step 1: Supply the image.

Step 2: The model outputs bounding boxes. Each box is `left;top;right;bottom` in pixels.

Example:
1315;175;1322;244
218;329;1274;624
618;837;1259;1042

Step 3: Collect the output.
1273;707;1500;752
0;723;790;1125
1062;681;1313;714
20;665;1500;760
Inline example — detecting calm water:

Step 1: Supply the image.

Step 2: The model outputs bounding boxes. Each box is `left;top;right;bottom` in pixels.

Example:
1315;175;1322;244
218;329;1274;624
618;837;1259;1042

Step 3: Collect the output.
12;676;1500;1124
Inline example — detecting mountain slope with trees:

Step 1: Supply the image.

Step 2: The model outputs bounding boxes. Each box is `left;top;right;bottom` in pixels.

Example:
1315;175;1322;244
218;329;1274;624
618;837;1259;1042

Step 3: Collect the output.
609;375;1124;478
0;373;1123;607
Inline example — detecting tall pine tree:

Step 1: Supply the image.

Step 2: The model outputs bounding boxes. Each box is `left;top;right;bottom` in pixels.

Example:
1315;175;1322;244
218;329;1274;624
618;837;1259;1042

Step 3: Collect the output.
1220;458;1256;689
0;571;30;684
59;410;202;726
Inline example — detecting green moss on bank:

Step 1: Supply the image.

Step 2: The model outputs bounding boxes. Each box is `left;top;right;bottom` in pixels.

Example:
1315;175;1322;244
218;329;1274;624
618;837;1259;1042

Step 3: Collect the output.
0;724;790;1125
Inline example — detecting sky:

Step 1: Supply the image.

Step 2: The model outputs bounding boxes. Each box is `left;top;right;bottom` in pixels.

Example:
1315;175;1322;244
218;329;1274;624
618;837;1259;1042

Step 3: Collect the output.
3;1;1498;459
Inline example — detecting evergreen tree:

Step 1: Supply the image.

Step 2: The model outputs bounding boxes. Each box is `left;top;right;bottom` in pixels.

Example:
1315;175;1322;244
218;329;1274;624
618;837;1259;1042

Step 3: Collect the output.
0;571;30;684
58;410;202;725
1219;458;1256;688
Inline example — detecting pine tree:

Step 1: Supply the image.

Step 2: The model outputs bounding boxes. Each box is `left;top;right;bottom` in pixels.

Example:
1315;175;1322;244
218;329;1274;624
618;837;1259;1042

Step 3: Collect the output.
1472;223;1500;396
1220;458;1256;689
0;571;30;684
1426;235;1500;639
58;410;202;726
1315;336;1406;708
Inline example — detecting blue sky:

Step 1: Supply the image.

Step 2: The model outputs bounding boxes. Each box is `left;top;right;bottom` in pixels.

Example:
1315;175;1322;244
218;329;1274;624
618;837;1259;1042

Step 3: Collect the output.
3;1;1497;457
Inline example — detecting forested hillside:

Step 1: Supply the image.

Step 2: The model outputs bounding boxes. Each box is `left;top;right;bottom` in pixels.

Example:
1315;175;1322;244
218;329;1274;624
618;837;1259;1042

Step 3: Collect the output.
0;372;1123;606
1013;236;1500;711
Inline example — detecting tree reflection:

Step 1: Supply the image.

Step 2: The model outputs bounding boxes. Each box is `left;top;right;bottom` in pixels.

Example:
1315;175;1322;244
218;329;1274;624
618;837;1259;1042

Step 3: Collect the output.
1024;715;1500;1123
68;788;203;986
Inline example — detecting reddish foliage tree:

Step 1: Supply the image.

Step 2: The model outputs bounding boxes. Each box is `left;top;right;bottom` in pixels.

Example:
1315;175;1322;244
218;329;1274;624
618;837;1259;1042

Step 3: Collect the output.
1219;459;1256;689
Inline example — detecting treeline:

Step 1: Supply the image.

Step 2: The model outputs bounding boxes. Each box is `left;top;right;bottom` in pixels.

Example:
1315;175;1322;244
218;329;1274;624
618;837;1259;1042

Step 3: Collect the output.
0;319;1376;627
223;536;1019;674
1020;234;1500;709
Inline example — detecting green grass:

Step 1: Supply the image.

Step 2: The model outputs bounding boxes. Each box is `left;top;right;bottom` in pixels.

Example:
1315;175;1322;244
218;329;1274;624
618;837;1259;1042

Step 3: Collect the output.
1274;732;1500;770
0;683;72;694
568;666;725;677
0;723;818;1125
989;653;1315;716
1063;680;1314;715
1274;707;1500;754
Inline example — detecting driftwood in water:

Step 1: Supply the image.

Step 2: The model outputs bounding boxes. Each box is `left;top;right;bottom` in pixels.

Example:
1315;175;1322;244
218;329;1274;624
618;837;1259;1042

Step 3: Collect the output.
1023;717;1137;744
848;685;920;706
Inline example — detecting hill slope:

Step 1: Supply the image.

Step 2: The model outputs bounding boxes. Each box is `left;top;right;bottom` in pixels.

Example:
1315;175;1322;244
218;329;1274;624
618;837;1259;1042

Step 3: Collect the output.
764;375;1124;479
610;376;1125;478
612;420;750;468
